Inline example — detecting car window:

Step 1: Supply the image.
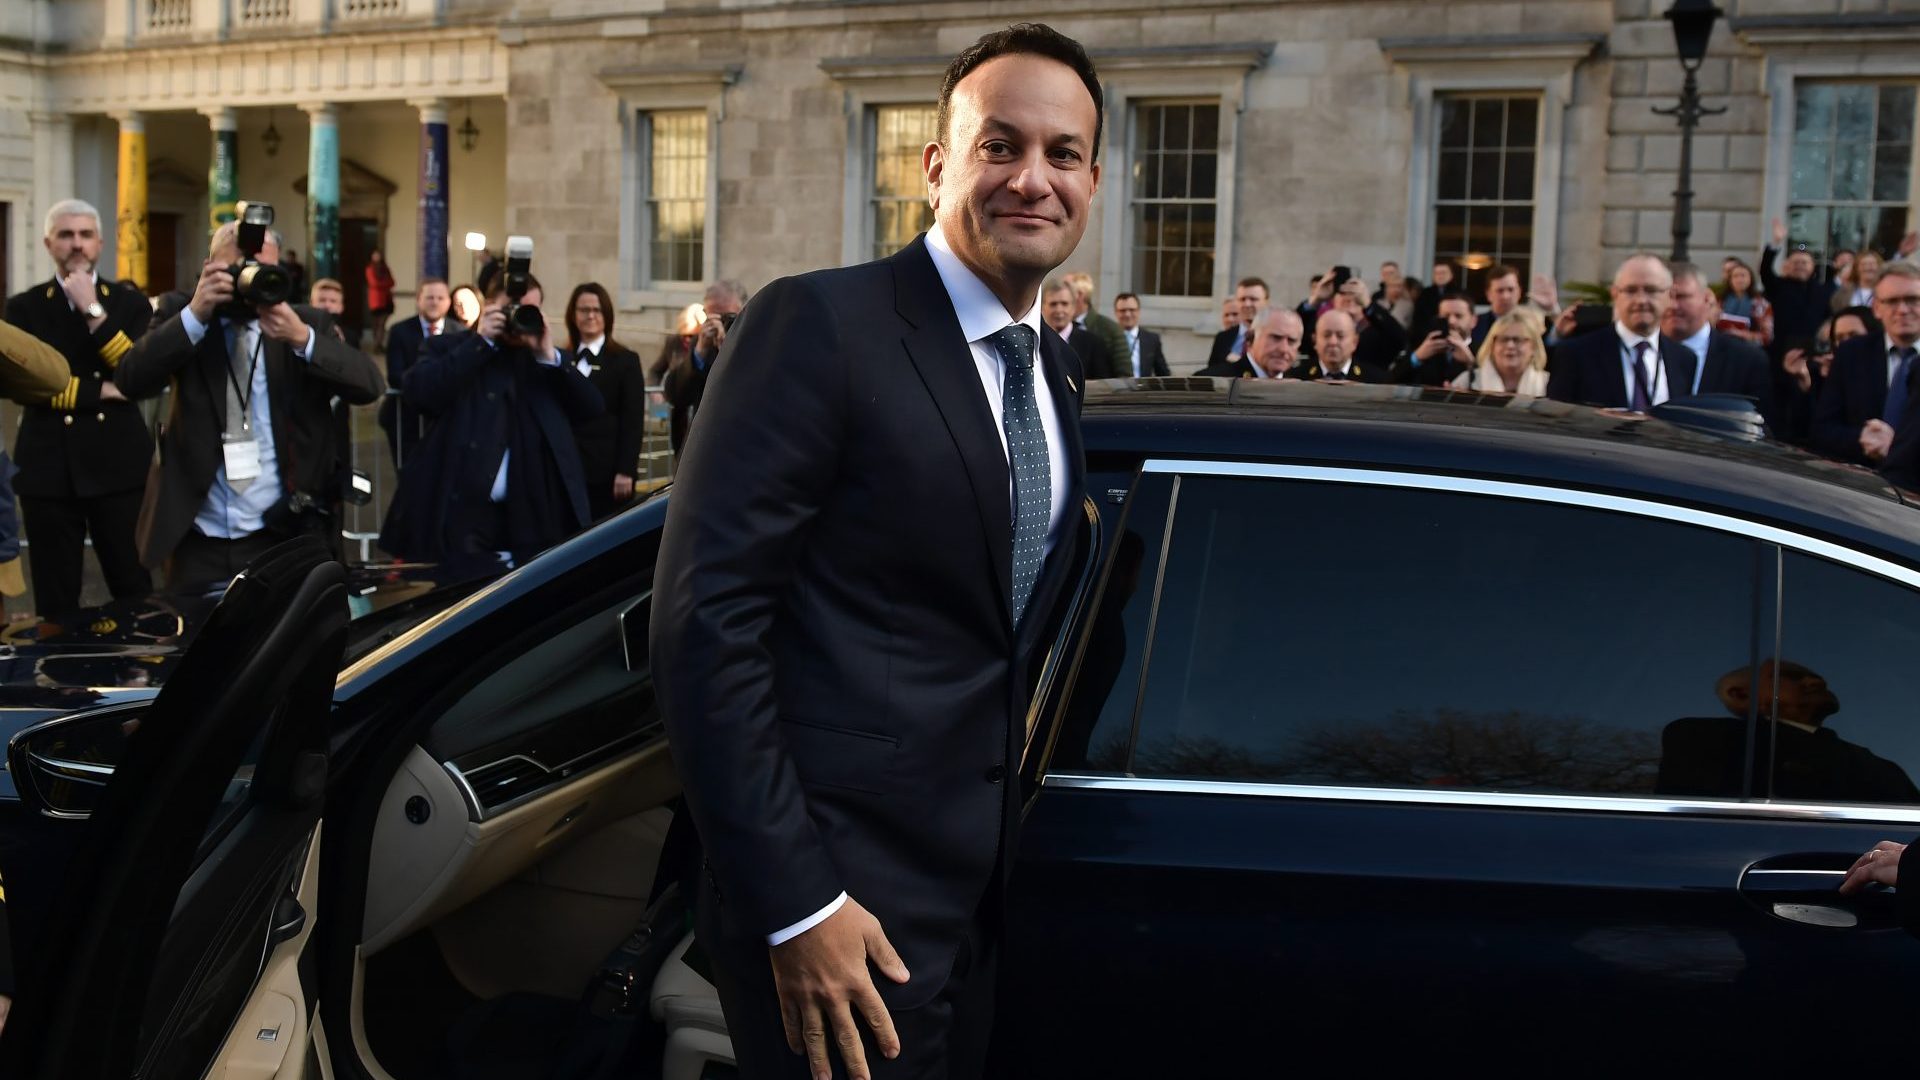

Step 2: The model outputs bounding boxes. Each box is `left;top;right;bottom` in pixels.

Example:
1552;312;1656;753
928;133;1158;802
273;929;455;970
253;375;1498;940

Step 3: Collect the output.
1768;552;1920;805
1071;474;1767;800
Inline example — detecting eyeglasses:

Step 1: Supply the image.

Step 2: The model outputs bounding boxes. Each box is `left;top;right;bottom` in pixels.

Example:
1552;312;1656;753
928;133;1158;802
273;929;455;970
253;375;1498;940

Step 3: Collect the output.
1492;336;1533;347
1614;285;1668;298
1876;295;1920;311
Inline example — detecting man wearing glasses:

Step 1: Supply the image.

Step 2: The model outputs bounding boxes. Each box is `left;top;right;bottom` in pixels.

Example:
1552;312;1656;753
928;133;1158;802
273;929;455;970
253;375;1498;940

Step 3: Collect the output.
1547;254;1696;413
1815;261;1920;468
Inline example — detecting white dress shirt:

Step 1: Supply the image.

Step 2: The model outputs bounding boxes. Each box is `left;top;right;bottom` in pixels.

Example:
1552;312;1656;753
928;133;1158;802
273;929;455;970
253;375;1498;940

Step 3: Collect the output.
1677;324;1711;395
1126;328;1142;377
178;306;317;538
768;223;1072;948
1615;322;1669;408
575;335;604;378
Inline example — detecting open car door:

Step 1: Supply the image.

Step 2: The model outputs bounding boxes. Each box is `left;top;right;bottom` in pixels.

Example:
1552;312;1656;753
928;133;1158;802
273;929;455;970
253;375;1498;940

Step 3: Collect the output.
2;539;349;1079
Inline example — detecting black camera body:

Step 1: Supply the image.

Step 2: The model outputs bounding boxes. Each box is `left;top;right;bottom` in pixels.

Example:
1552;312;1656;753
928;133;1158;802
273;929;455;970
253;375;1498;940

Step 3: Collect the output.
501;235;543;338
220;201;292;319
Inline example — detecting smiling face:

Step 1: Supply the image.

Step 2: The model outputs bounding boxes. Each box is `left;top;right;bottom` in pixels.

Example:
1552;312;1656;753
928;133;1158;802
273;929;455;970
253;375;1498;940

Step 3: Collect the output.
1113;295;1140;331
926;53;1101;313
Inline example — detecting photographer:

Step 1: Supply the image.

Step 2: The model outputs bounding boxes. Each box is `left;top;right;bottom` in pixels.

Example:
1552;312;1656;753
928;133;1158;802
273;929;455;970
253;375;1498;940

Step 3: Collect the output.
117;214;383;590
378;273;603;581
1298;269;1408;373
1394;293;1477;386
662;279;747;454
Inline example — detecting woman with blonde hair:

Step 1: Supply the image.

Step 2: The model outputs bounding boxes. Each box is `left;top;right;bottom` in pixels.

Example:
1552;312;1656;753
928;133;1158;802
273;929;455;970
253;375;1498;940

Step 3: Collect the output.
1834;249;1883;312
1451;310;1550;395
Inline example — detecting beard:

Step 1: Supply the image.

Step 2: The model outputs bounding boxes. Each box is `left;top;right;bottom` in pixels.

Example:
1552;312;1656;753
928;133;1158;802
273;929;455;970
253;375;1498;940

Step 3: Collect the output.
61;251;96;277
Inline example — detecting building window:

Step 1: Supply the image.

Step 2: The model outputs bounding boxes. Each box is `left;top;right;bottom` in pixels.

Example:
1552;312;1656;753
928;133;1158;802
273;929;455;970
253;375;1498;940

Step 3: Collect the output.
1129;101;1219;298
644;110;708;285
1787;82;1916;265
1431;94;1538;301
870;104;937;261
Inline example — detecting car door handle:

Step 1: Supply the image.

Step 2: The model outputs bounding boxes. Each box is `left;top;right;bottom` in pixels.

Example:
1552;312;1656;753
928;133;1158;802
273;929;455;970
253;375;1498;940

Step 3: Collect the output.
270;895;307;945
1739;854;1899;930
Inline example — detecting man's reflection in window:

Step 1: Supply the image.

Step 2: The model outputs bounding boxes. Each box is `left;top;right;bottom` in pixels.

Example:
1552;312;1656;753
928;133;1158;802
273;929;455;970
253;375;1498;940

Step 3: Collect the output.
1657;659;1920;803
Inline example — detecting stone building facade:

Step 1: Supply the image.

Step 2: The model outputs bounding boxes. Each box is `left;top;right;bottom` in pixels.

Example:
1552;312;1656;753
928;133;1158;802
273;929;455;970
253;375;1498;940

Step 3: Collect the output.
2;0;1916;366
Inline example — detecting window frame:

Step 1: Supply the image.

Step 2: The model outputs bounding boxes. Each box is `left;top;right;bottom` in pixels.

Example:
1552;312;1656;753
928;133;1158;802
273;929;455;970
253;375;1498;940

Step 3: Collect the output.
639;109;712;288
1780;80;1920;266
1428;91;1544;299
863;102;940;264
1038;458;1920;827
1124;98;1225;302
601;63;735;308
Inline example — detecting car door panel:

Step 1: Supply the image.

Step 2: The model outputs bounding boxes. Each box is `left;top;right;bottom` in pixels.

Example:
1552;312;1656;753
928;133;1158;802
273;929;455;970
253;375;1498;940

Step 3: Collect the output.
210;823;324;1080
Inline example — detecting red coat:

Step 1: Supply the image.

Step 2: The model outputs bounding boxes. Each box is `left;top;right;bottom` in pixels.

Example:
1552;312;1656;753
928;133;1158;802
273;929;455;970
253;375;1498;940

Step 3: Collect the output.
365;262;395;311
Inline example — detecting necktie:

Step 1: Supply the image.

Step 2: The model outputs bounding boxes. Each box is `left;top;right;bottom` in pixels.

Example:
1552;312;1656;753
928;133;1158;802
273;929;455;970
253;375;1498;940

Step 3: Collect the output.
987;323;1050;627
1129;332;1141;378
1886;346;1918;429
429;320;441;336
1630;341;1653;412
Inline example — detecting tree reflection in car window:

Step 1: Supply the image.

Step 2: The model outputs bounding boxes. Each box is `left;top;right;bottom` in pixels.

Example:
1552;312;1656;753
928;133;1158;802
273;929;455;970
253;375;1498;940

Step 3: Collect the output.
1117;476;1764;799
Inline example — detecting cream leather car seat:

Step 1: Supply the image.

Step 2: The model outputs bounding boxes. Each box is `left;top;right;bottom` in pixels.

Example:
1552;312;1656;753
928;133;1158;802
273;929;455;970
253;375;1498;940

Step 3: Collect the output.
650;933;735;1079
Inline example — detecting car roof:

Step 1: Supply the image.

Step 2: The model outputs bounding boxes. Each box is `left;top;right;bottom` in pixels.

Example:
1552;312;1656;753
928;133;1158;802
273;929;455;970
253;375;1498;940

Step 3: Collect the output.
1080;377;1920;568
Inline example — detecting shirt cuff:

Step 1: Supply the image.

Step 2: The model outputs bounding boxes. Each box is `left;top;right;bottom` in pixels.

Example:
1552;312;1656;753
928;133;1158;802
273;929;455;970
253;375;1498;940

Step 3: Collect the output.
180;304;209;345
540;349;564;368
298;326;316;362
693;349;711;372
767;892;848;946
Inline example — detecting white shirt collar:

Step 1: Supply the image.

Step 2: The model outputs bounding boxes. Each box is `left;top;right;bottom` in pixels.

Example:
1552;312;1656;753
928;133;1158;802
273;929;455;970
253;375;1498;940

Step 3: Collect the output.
1615;321;1657;352
422;315;445;335
578;335;605;357
924;222;1044;348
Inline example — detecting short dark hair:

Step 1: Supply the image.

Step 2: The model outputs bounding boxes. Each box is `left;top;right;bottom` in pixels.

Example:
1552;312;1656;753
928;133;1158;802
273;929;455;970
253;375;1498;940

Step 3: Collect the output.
1488;264;1521;286
1235;276;1269;298
939;24;1104;163
1437;291;1474;310
1113;292;1141;306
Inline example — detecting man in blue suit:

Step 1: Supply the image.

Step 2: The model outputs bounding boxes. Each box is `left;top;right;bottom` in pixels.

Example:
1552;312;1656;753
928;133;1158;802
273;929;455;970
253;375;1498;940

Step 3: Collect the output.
1813;262;1920;468
1547;254;1696;412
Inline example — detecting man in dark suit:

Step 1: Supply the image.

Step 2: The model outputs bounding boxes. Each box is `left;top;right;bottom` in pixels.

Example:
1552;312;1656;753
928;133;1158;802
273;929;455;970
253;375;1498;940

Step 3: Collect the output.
661;279;748;455
1547;254;1696;411
1042;276;1104;373
379;277;603;581
1292;309;1392;383
1761;218;1837;359
3;199;154;618
650;23;1095;1079
1201;307;1301;379
1393;292;1477;386
1815;262;1920;468
1206;277;1269;369
378;277;462;469
1470;264;1526;351
562;281;647;520
114;222;383;590
1299;275;1408;373
1112;292;1168;377
1663;262;1777;425
1064;272;1128;379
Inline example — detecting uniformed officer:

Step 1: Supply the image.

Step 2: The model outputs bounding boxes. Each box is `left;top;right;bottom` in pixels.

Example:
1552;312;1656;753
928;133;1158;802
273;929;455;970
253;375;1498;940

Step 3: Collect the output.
2;199;154;618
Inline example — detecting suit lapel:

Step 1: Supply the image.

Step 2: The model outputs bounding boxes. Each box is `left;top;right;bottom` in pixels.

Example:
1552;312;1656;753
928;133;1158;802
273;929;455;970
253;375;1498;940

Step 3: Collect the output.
892;239;1015;629
1661;337;1697;400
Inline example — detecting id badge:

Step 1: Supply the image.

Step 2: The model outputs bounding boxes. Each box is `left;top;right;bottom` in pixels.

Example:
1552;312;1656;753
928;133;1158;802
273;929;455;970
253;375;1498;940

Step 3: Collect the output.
223;438;262;482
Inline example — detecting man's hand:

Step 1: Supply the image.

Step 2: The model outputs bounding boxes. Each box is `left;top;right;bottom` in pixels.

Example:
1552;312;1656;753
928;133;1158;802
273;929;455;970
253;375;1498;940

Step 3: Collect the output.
1862;418;1895;461
1781;348;1814;394
1839;841;1906;894
1902;231;1920;260
188;261;234;325
60;269;99;327
1337;279;1370;312
1414;330;1450;362
474;304;507;344
1772;217;1788;248
1554;304;1582;340
1530;273;1561;314
1309;271;1338;304
99;380;126;403
614;473;635;501
696;316;729;363
770;897;910;1080
257;303;311;347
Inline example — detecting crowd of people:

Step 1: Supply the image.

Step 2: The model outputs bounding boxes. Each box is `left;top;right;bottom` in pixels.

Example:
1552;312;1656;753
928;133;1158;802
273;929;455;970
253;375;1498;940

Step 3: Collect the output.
1;190;1918;619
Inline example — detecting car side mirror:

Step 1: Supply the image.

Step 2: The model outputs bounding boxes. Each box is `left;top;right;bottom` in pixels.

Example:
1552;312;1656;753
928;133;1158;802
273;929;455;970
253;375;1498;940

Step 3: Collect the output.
617;592;652;674
7;704;146;819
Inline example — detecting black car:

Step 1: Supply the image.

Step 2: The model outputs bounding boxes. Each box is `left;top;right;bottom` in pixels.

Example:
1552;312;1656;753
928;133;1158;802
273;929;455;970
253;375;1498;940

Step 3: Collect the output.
7;379;1920;1077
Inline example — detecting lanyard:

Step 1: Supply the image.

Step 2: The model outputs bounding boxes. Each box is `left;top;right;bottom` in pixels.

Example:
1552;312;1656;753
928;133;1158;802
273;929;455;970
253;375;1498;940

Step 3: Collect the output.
1622;338;1663;403
225;321;265;435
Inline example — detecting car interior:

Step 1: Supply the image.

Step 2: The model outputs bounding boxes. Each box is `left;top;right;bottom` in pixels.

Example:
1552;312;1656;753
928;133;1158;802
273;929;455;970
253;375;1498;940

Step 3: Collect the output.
345;590;736;1080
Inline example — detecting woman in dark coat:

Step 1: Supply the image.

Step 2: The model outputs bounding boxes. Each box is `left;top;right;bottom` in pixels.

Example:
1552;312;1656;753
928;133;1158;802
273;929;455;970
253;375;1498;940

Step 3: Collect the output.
563;283;648;520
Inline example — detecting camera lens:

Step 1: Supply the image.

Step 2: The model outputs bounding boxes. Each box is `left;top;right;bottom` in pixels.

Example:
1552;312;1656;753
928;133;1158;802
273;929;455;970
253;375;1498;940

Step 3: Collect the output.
237;263;292;306
719;312;738;330
509;304;545;338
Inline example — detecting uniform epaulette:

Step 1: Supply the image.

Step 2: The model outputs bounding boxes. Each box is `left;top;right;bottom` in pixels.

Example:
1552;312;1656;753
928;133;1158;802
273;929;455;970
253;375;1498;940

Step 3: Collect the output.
49;375;79;411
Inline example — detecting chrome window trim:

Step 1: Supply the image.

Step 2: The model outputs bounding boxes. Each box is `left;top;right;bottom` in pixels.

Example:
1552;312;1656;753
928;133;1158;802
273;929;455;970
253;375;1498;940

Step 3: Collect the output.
1042;773;1920;825
1140;459;1920;590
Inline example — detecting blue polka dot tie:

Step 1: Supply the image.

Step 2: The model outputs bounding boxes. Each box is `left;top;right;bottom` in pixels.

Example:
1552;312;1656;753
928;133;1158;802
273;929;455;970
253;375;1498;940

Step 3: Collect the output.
988;323;1050;628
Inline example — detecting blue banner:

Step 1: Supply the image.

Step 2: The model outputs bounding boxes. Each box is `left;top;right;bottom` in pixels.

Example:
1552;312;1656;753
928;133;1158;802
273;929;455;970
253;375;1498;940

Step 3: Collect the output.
419;120;449;282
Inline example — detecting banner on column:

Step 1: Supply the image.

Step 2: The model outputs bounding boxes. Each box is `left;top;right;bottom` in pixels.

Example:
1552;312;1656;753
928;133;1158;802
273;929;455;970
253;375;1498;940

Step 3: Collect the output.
419;120;449;282
209;129;239;233
308;118;341;281
116;127;148;289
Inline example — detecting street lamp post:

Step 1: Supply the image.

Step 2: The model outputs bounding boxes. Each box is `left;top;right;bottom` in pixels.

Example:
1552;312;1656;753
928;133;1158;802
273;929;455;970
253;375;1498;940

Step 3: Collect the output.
1654;0;1727;265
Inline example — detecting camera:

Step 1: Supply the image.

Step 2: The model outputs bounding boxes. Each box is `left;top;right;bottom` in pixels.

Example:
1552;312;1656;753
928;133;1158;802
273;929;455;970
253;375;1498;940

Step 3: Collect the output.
502;235;543;338
718;312;738;331
221;201;292;318
1330;265;1353;289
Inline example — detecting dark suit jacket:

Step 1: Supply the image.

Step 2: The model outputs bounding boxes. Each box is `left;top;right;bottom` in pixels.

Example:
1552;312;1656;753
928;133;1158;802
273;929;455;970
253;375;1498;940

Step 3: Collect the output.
1061;325;1104;377
1207;324;1249;368
379;336;603;567
661;343;709;455
1657;716;1920;804
1198;357;1266;379
1127;328;1171;378
115;297;384;568
379;315;470;467
569;341;648;518
1693;331;1777;430
649;235;1087;1012
3;277;154;499
1077;311;1130;381
1290;358;1392;383
1812;335;1901;465
1545;326;1698;410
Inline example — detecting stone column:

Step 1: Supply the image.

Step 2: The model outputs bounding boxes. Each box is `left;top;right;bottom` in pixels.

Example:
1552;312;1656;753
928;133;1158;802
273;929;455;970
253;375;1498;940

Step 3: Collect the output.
302;102;340;280
110;111;148;289
29;112;75;284
412;97;450;283
200;106;239;236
